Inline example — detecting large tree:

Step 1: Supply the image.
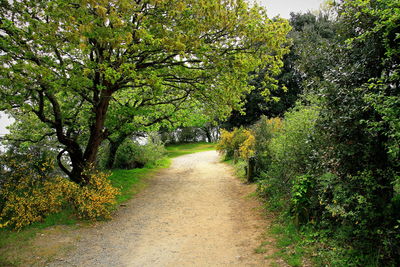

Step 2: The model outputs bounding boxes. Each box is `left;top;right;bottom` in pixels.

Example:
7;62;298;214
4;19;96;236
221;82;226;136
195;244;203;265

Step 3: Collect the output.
224;11;338;129
0;0;290;184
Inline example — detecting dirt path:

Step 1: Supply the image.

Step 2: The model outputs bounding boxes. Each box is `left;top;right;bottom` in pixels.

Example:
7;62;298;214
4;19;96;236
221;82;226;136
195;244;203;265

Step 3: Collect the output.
43;151;277;266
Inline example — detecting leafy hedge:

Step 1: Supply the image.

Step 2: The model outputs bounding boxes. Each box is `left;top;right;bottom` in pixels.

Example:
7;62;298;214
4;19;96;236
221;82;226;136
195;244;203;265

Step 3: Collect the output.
220;96;400;265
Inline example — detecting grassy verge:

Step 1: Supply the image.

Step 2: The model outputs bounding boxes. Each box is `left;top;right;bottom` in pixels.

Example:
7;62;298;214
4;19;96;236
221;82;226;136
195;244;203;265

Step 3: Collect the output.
0;207;79;266
109;157;171;204
223;158;247;180
267;219;309;267
166;142;216;158
267;217;358;267
0;142;215;266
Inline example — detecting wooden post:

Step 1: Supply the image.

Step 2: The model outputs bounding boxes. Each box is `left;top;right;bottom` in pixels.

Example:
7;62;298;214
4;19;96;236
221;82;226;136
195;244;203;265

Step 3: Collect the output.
247;156;256;183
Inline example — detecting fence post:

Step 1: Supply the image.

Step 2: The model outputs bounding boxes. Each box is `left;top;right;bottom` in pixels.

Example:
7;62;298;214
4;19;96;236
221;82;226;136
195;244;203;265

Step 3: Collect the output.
247;156;256;183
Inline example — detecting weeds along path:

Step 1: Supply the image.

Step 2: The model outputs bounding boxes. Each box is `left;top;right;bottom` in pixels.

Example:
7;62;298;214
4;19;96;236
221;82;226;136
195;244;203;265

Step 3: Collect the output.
47;151;275;266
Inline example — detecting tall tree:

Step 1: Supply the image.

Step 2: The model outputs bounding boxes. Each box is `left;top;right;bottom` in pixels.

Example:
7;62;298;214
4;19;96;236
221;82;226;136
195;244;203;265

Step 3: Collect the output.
0;0;290;184
224;11;337;129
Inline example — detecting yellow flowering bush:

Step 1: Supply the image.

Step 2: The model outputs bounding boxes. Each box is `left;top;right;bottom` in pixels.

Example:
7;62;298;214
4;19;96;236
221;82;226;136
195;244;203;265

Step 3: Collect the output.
71;170;120;220
217;129;235;157
217;127;255;160
266;117;283;133
239;131;255;159
0;176;70;230
0;156;120;230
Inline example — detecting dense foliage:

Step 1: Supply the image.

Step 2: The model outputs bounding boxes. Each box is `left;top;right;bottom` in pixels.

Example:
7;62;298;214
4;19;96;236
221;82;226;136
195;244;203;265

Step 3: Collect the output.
1;1;399;265
217;127;255;160
220;1;400;265
112;137;165;169
223;10;336;129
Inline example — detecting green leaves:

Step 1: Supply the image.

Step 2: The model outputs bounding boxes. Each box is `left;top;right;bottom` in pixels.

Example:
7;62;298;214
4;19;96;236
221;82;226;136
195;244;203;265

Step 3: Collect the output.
0;0;290;182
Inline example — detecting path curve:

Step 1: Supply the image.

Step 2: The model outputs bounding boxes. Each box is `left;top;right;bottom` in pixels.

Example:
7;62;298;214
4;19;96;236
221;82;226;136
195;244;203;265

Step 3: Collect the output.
47;151;274;266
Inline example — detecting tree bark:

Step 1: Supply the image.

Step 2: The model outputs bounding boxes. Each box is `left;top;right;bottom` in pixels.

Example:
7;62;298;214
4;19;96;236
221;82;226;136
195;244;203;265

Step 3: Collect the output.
58;89;113;184
201;126;213;143
83;89;113;166
105;136;126;169
56;146;87;185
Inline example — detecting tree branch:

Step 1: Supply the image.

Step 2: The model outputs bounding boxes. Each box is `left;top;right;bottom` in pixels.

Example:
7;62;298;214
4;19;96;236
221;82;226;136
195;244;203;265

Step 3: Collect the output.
57;149;72;177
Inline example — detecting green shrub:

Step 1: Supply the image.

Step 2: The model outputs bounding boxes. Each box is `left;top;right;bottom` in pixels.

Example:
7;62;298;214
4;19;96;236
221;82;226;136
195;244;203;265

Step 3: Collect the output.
257;104;320;209
114;137;166;169
291;174;316;226
251;116;283;175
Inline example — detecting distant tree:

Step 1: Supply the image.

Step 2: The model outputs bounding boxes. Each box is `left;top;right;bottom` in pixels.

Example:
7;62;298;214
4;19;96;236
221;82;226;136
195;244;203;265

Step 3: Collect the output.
0;0;290;184
224;11;337;129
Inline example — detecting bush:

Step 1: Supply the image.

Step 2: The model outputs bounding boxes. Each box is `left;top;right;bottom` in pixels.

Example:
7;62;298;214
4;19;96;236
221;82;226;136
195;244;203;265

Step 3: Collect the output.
217;127;255;160
0;154;62;229
0;156;120;230
0;176;70;230
251;116;283;174
255;95;400;264
71;170;120;220
257;104;320;209
114;137;166;169
291;174;316;226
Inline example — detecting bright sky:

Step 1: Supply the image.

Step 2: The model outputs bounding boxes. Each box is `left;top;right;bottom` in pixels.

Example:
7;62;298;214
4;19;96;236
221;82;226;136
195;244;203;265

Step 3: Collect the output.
0;112;13;136
257;0;325;18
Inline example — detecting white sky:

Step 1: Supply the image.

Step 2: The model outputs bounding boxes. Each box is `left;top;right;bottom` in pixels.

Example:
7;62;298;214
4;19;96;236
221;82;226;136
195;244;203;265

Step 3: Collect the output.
0;112;13;136
257;0;325;18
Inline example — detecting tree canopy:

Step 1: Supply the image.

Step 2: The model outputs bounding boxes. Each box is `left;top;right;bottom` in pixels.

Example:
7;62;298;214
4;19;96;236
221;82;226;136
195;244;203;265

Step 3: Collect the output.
0;0;290;183
223;10;338;128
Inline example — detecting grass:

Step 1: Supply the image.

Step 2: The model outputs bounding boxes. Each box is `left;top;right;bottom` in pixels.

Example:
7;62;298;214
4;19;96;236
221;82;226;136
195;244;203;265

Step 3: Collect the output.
109;157;171;204
254;242;269;254
270;221;305;267
0;208;80;266
0;142;214;266
166;142;216;158
224;158;247;181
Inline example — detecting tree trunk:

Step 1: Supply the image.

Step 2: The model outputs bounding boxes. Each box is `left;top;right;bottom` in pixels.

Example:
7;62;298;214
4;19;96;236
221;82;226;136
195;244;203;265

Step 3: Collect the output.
205;128;212;143
58;90;113;184
105;136;126;169
201;126;212;143
83;90;112;166
105;141;119;169
57;146;88;185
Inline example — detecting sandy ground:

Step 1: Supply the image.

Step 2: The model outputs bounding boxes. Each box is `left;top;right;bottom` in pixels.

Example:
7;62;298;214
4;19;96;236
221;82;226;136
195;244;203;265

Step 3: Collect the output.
37;151;278;266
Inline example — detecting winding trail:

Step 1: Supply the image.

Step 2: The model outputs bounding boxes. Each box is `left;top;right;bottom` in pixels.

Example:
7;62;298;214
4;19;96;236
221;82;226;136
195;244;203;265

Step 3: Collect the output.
46;151;276;266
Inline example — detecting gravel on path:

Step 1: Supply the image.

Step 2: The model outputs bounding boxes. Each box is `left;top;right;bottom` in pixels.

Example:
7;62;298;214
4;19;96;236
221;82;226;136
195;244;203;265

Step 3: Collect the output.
44;151;277;267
